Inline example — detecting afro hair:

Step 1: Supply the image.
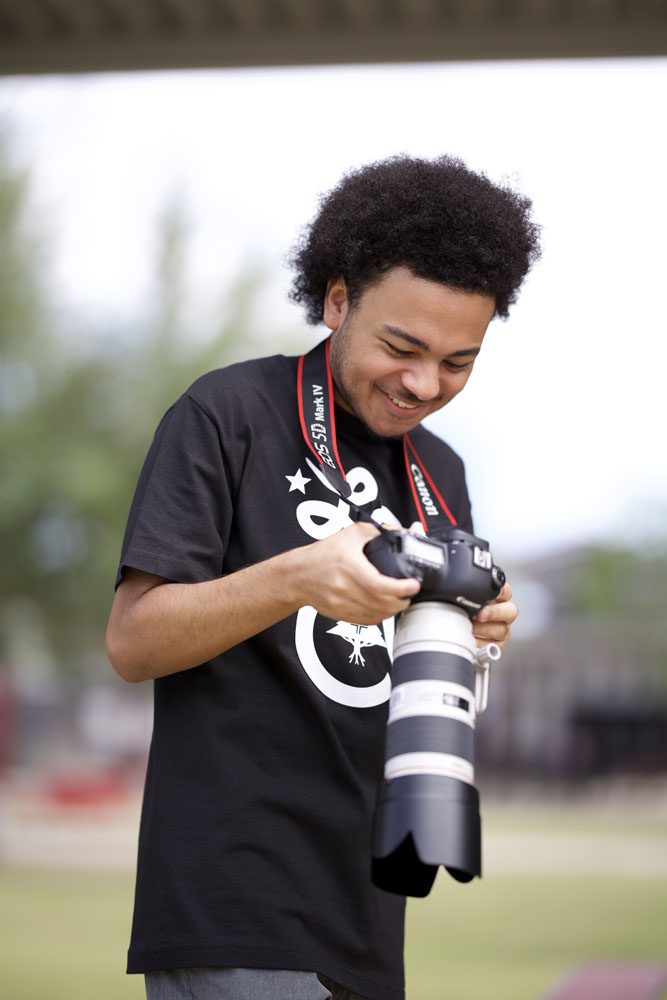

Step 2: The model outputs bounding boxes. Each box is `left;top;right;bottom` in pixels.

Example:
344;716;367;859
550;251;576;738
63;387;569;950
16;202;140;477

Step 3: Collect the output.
289;154;541;324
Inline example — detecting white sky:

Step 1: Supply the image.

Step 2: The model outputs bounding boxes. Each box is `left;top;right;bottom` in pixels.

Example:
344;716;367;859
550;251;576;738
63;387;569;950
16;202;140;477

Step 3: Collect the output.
1;57;666;563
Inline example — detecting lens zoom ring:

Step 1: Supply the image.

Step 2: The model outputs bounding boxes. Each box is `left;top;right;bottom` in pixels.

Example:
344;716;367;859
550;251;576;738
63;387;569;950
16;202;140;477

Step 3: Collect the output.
391;651;474;689
385;716;474;762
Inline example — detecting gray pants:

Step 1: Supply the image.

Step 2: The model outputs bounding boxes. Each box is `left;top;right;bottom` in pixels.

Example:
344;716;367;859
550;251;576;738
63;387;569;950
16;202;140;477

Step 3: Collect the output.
145;967;369;1000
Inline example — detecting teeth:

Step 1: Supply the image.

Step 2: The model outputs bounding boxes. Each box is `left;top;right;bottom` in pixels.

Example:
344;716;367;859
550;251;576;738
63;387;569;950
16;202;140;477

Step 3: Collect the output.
389;394;418;410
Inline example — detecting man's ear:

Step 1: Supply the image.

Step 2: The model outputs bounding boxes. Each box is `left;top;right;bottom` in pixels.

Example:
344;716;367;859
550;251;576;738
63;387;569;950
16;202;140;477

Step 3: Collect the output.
322;276;349;331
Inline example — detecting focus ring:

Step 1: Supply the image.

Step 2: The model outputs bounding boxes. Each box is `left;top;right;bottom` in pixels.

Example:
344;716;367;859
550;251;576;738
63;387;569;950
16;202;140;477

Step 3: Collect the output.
385;716;474;762
391;651;474;689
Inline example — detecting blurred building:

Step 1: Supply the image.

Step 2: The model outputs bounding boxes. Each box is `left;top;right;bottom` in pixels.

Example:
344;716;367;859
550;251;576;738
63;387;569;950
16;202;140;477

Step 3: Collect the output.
477;545;667;785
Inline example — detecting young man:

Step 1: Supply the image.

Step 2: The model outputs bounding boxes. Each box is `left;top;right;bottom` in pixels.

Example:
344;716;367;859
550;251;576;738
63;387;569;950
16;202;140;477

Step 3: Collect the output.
107;155;540;1000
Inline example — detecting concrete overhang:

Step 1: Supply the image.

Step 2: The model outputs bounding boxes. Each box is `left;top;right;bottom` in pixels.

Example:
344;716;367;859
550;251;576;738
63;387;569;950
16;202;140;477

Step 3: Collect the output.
1;1;666;77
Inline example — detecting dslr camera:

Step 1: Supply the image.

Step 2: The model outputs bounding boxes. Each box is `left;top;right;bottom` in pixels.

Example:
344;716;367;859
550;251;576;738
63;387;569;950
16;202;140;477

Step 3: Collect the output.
364;526;505;896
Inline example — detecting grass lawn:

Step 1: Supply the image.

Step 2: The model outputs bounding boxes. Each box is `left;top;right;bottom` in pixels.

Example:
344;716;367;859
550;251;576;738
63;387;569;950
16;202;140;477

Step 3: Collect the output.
1;802;666;1000
0;869;143;1000
406;874;667;1000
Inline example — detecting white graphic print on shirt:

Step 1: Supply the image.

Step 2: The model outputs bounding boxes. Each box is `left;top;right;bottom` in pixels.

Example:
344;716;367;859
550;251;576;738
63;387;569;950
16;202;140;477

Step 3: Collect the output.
291;455;421;708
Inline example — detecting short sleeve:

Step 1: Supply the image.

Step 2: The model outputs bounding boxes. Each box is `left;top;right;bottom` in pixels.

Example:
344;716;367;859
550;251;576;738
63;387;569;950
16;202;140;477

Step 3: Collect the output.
115;394;234;588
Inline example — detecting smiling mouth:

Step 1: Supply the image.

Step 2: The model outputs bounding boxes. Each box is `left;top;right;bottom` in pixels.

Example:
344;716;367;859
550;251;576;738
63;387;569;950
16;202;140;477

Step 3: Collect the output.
381;389;423;412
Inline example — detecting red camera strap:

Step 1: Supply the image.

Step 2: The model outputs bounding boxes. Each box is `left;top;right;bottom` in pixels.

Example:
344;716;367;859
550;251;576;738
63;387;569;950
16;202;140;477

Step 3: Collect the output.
297;338;457;532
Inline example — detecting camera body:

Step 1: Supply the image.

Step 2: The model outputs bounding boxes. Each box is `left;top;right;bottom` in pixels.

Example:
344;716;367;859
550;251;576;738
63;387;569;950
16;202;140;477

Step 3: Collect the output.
365;526;505;896
364;526;505;615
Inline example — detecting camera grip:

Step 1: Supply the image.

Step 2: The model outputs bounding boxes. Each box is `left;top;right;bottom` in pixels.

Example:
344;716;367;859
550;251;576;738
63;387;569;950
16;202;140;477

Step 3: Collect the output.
364;534;410;580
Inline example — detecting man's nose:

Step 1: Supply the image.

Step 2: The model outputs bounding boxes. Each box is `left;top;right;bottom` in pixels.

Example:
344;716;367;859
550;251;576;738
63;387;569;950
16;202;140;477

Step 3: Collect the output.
401;362;441;401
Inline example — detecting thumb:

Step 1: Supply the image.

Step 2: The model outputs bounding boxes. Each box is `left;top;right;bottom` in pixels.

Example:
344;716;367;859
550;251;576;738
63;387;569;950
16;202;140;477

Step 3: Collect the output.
346;519;382;547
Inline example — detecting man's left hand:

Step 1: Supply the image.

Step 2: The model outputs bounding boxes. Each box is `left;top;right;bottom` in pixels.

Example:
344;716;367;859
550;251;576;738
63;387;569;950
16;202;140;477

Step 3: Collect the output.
472;582;517;650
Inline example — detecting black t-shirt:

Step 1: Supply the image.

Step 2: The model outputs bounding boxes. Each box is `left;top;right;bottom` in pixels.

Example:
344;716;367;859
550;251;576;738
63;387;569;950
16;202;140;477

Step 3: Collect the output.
118;350;472;1000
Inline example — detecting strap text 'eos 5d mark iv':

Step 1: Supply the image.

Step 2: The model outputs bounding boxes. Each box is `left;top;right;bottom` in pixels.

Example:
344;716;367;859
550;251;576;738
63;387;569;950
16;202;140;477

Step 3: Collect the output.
297;337;351;499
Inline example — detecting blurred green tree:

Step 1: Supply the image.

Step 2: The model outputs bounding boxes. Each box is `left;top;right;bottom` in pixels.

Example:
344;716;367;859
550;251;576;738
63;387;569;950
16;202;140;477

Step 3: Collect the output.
573;546;667;624
0;134;300;680
570;542;667;678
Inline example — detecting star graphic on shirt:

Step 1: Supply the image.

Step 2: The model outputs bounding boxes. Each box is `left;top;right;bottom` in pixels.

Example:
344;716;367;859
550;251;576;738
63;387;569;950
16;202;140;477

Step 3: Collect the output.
286;469;311;494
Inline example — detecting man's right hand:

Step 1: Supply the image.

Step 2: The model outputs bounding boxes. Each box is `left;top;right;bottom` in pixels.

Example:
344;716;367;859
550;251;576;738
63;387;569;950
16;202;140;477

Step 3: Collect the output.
106;521;418;683
303;521;420;625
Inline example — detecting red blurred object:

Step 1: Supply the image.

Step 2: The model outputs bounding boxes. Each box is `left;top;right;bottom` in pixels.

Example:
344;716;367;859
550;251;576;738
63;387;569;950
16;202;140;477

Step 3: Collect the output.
43;766;130;807
543;961;667;1000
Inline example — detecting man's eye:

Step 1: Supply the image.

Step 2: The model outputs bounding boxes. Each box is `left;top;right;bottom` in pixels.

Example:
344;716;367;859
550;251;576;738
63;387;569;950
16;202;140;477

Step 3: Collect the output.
445;360;473;372
384;342;412;357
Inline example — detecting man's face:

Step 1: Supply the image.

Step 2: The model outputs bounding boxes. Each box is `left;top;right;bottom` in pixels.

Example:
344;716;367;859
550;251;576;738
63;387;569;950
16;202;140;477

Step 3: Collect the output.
325;266;496;438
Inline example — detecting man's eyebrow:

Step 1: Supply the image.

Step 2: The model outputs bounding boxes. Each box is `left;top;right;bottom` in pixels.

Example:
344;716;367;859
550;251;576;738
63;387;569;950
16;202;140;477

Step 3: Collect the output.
382;325;481;358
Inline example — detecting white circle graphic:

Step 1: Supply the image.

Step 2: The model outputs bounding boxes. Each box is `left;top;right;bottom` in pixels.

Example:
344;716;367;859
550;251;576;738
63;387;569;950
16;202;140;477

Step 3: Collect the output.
295;606;392;708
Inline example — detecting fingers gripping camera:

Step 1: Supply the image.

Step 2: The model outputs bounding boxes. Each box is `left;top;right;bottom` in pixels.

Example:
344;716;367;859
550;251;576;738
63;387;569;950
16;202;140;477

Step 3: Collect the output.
364;527;505;897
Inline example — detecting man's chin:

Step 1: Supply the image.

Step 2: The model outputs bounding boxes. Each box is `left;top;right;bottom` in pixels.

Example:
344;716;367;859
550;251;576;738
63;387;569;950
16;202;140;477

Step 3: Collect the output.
368;425;405;441
359;414;416;441
335;384;419;439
